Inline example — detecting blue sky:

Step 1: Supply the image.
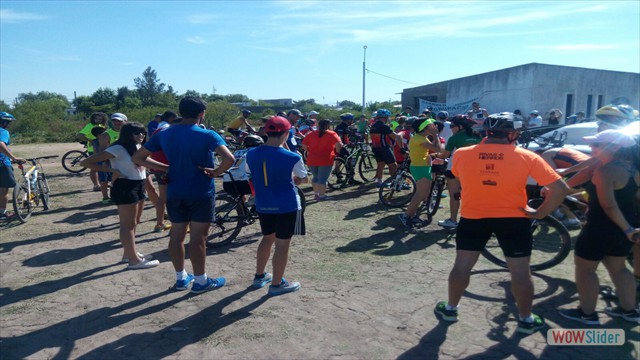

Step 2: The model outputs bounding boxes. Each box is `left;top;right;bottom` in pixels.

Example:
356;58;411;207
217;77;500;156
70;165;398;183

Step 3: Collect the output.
1;1;639;107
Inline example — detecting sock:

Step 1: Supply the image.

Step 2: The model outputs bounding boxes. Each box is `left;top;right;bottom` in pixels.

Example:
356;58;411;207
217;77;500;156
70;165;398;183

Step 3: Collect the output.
176;270;188;280
519;315;534;323
194;274;208;285
445;304;457;311
255;273;266;279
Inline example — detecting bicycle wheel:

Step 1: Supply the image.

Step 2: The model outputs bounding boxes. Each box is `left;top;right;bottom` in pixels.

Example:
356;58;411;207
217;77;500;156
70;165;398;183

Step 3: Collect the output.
61;150;88;173
12;181;33;223
379;173;416;208
207;194;244;248
425;176;445;216
481;216;572;271
37;174;50;211
328;158;348;190
358;152;377;183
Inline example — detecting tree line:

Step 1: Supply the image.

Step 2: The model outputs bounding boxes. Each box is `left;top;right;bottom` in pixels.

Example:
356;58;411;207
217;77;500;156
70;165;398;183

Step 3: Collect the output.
1;66;400;144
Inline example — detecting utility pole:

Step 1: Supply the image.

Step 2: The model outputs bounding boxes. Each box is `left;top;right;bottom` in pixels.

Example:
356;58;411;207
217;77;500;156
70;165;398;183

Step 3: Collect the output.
362;45;367;112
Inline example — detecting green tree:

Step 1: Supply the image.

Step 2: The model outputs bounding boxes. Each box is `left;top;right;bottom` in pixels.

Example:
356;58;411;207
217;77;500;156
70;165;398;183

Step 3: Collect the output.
223;94;250;104
134;66;166;106
116;86;136;109
15;91;69;105
0;100;11;113
204;101;240;130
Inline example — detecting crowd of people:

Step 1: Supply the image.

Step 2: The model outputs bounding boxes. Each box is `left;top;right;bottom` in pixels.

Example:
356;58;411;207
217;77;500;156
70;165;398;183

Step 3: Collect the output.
0;98;638;332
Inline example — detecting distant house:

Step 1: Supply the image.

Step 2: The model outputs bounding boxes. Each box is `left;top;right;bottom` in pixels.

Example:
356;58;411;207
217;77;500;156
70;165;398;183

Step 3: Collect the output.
401;63;639;122
258;98;293;107
65;107;77;116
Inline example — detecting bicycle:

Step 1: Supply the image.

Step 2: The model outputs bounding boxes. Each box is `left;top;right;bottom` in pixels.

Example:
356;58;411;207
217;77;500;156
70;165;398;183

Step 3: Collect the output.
481;198;572;271
61;143;89;173
327;140;377;190
207;172;307;248
378;157;416;207
12;155;59;223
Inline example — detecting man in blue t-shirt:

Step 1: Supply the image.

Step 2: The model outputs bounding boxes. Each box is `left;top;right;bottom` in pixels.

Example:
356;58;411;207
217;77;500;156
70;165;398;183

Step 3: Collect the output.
245;116;308;296
133;96;235;294
0;112;25;219
285;109;303;152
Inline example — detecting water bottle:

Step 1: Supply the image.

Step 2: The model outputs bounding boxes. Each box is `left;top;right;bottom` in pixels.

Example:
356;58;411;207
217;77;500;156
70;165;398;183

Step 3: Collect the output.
349;156;357;168
30;170;38;190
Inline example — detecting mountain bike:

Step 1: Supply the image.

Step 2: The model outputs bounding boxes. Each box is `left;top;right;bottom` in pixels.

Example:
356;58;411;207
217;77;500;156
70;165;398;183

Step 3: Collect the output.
207;172;307;248
378;157;416;207
61;143;89;173
481;199;572;271
327;141;376;189
12;155;59;223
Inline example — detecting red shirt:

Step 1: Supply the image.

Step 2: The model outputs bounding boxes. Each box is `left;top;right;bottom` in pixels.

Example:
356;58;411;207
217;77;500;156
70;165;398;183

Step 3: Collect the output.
394;129;411;162
302;130;341;166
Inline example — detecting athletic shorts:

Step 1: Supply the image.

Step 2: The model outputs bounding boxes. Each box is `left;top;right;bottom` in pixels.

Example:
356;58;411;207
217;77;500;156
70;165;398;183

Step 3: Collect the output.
166;195;216;223
223;180;252;197
152;172;168;186
258;210;306;239
456;217;533;258
97;162;112;183
575;222;633;261
309;165;333;185
372;147;396;165
111;179;145;205
0;165;16;188
410;165;432;181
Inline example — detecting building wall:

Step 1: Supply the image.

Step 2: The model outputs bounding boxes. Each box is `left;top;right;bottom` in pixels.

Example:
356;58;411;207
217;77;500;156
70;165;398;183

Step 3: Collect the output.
402;63;639;121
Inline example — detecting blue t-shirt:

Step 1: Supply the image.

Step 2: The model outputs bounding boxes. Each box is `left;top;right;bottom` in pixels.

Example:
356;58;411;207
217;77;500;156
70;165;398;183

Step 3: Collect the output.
144;124;226;199
246;146;303;214
0;128;11;166
286;128;297;153
147;120;160;136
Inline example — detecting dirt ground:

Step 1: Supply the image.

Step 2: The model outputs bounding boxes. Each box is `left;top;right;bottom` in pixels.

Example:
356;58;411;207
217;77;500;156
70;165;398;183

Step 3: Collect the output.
0;142;638;360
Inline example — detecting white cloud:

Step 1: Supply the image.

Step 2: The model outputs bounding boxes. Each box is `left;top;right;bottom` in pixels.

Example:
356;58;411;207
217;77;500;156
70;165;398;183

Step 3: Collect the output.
0;9;47;23
528;44;620;51
186;36;206;44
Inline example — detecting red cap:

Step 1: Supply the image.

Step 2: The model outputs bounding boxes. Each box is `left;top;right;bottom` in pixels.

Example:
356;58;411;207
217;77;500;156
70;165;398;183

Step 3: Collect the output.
264;116;291;133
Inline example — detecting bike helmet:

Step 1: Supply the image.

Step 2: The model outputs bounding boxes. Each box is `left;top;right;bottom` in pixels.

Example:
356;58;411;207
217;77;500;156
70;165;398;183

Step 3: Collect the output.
0;112;16;122
595;104;635;127
436;111;448;120
340;113;354;121
483;112;523;133
308;110;319;117
242;134;264;148
242;109;252;115
450;114;475;128
376;109;392;118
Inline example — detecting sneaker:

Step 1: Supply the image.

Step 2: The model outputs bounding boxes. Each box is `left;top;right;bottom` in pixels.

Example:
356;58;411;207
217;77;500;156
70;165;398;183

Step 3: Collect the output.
440;193;448;198
376;182;390;188
559;307;600;325
401;182;412;190
252;272;273;289
604;306;640;323
126;259;160;270
190;277;226;294
399;214;412;228
268;279;301;296
434;301;458;322
438;218;459;228
101;197;114;204
120;253;153;264
316;194;332;201
561;217;581;228
0;211;15;220
174;273;195;291
552;208;566;220
92;185;101;192
517;313;546;334
154;223;172;233
348;179;363;185
600;286;618;300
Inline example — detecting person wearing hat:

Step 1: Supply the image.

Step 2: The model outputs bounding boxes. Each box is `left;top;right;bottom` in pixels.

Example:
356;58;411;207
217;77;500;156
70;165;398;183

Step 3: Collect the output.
285;109;304;152
134;96;235;293
78;112;108;192
227;109;256;138
95;113;128;204
559;130;640;325
0;112;26;219
244;116;309;296
527;110;542;128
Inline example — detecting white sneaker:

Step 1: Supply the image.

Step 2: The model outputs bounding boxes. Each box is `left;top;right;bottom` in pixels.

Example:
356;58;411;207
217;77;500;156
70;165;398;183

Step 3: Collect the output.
562;217;581;227
438;218;459;228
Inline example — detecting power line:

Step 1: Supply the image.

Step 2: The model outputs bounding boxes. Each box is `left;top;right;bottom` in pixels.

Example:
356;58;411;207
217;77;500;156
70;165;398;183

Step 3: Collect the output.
366;69;422;86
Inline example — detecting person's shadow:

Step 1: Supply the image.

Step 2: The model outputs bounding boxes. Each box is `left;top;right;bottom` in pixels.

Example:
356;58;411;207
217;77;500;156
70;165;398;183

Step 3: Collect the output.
396;322;454;359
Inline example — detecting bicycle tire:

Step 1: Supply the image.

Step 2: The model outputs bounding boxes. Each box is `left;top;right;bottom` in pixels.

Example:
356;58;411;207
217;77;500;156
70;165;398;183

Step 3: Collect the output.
61;150;88;173
37;174;50;211
328;158;348;190
358;152;377;183
12;181;33;223
379;173;416;208
481;216;571;271
425;176;445;216
207;194;244;248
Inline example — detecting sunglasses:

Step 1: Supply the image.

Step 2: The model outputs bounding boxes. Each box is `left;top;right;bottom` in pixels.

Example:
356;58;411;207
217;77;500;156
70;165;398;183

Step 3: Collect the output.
133;131;147;135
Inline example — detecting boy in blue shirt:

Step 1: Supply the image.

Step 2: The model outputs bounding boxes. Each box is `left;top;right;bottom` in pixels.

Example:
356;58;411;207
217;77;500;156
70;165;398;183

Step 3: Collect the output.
133;96;235;294
245;116;308;296
0;112;25;219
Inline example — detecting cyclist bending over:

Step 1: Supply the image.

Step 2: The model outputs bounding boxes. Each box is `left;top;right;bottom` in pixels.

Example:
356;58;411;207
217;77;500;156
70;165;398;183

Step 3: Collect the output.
370;108;402;187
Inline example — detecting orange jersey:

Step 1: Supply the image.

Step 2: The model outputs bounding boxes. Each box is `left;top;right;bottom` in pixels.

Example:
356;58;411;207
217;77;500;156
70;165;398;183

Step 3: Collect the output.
452;143;561;219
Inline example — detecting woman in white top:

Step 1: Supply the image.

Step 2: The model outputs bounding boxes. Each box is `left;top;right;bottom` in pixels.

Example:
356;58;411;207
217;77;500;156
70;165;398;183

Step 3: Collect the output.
81;121;159;270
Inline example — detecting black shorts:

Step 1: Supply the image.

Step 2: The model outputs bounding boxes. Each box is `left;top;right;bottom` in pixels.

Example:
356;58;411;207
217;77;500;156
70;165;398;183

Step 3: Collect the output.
258;210;305;239
166;196;216;223
111;179;145;205
0;165;16;188
456;217;533;258
223;180;252;197
372;147;396;165
575;222;633;261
